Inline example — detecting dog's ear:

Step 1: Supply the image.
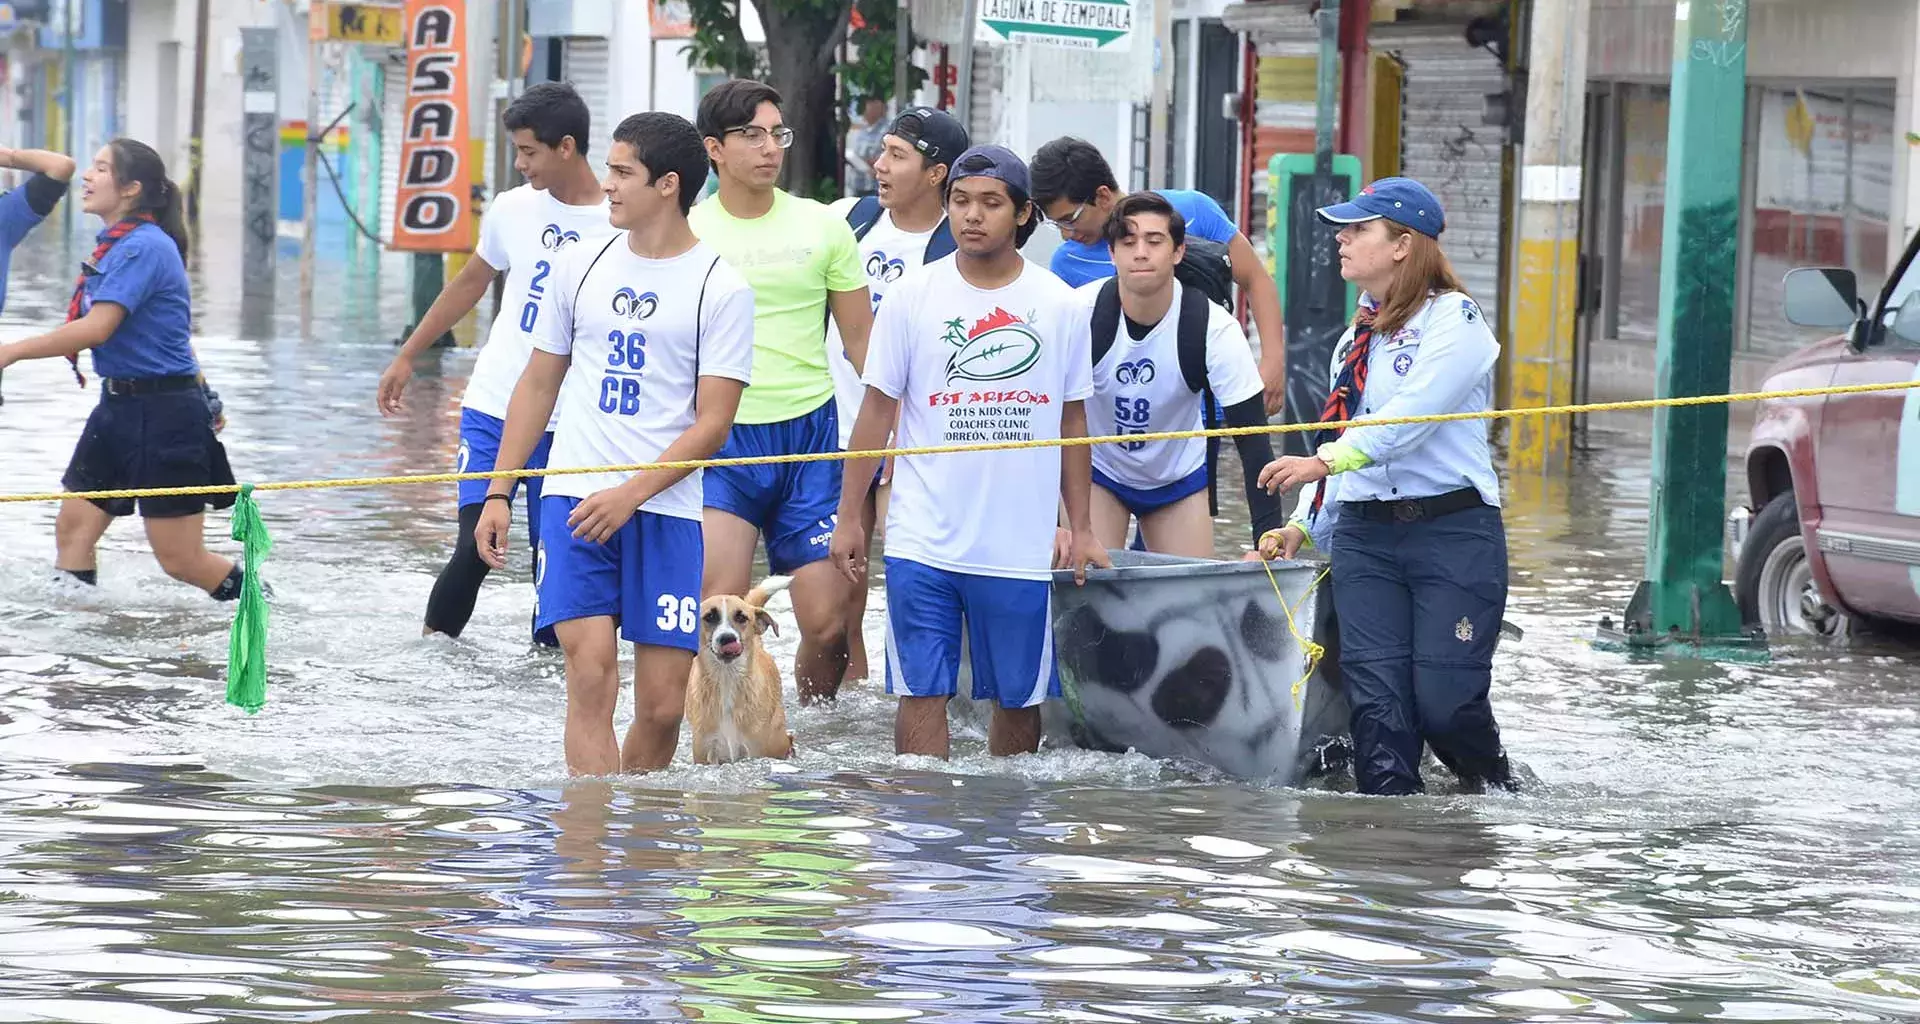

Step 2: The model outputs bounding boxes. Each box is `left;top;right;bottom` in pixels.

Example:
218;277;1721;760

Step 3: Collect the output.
755;608;779;637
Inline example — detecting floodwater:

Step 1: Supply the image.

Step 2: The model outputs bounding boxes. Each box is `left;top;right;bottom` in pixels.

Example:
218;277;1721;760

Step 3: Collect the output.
0;230;1917;1023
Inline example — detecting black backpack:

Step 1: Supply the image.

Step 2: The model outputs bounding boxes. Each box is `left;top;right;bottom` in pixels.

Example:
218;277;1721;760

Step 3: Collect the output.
1092;273;1227;520
1089;276;1213;395
1172;235;1234;310
846;195;957;261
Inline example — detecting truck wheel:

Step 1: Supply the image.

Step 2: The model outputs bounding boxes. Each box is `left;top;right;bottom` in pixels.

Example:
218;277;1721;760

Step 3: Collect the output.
1734;491;1855;638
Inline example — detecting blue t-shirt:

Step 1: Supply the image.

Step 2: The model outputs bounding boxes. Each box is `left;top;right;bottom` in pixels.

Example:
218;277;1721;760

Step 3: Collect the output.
82;222;198;380
0;186;50;316
1049;188;1238;287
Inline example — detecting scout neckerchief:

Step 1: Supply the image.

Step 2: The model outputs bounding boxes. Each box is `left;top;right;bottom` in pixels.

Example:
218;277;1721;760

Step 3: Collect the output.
1310;304;1377;521
64;214;154;388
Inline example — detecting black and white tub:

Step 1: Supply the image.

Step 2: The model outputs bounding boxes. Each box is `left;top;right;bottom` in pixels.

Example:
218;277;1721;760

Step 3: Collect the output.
959;549;1348;785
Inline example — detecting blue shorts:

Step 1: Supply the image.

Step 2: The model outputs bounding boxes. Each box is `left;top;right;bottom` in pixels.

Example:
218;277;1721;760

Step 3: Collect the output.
457;409;554;536
534;497;705;651
704;400;841;574
883;557;1059;709
1093;464;1209;519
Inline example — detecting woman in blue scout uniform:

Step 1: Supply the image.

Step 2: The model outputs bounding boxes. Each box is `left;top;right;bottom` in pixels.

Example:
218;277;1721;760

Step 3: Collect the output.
1255;177;1513;797
0;139;251;599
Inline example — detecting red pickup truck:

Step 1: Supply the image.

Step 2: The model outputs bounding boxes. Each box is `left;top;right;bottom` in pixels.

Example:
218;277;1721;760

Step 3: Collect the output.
1729;242;1920;637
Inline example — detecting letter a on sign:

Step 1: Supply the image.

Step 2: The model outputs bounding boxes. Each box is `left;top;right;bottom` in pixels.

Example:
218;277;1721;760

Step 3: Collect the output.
391;0;473;251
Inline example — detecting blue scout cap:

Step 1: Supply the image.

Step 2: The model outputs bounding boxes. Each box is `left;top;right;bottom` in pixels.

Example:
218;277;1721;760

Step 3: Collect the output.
1315;177;1446;238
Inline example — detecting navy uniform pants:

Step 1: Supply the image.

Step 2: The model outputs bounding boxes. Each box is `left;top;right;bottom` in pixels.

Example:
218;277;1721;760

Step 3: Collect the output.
1329;502;1513;795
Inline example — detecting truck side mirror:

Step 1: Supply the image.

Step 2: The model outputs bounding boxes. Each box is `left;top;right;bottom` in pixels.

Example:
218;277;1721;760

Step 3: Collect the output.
1782;268;1859;328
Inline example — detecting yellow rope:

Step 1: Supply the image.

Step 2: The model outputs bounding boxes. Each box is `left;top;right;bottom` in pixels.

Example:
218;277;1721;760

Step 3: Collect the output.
1261;558;1330;710
2;377;1912;505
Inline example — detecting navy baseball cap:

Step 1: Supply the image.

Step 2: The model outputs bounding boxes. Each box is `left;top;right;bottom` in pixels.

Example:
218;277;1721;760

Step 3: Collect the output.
888;107;970;169
1315;177;1446;238
948;144;1031;196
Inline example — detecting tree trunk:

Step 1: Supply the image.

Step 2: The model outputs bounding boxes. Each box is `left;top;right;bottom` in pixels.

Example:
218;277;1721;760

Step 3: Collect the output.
754;0;851;199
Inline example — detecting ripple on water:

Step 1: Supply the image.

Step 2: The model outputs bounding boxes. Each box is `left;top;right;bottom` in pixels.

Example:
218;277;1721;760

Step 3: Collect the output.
0;247;1915;1021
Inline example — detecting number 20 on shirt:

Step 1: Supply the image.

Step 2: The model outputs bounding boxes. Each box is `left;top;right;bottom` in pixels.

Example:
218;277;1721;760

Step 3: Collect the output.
520;260;551;332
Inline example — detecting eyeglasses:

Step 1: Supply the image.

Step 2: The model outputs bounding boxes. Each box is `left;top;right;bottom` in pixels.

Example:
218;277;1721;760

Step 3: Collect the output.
724;125;795;150
1047;201;1089;231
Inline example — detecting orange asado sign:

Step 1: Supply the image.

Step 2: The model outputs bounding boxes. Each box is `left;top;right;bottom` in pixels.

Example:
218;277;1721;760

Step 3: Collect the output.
391;0;472;252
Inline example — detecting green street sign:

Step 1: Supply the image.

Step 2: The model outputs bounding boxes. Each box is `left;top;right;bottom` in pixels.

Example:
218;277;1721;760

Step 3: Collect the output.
977;0;1134;51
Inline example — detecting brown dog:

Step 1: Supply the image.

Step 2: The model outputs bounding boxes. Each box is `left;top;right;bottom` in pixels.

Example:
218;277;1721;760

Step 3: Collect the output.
686;576;795;764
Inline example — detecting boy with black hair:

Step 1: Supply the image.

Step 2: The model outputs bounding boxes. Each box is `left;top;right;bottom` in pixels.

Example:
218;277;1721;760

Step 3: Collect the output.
1083;191;1285;556
831;145;1108;760
826;105;969;681
689;78;873;706
476;111;755;777
377;81;615;646
1029;136;1287;415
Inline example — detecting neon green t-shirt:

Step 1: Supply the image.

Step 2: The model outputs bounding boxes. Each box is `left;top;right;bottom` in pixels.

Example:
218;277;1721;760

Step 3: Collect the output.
689;189;866;425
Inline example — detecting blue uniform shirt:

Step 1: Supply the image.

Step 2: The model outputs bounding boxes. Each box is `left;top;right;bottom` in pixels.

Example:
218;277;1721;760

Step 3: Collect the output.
0;185;51;315
82;222;198;380
1296;291;1502;549
1049;188;1238;287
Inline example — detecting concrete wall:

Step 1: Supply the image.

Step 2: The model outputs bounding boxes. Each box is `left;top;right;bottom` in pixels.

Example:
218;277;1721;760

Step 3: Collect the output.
650;41;702;121
123;0;196;175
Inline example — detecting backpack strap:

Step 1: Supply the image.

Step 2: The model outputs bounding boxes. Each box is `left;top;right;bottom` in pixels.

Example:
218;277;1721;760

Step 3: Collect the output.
1175;282;1212;395
846;195;884;240
692;254;721;411
925;218;957;262
572;233;623;313
1090;277;1122;370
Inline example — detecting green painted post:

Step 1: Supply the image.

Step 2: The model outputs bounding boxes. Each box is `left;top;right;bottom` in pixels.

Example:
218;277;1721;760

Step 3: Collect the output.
410;253;452;347
345;49;383;253
1623;0;1753;645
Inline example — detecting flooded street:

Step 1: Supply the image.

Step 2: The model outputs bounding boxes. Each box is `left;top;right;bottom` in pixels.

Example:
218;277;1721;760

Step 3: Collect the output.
1;233;1918;1022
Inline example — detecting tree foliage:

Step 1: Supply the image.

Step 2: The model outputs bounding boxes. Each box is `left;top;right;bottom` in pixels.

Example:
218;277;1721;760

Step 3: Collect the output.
683;0;855;198
841;0;927;106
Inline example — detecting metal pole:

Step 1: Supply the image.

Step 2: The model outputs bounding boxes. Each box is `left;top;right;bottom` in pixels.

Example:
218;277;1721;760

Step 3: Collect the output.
186;0;210;244
1306;5;1337;314
301;39;320;333
1620;0;1752;647
1147;0;1172;187
954;0;979;130
61;0;75;235
894;0;910;110
1311;6;1335;184
492;0;520;199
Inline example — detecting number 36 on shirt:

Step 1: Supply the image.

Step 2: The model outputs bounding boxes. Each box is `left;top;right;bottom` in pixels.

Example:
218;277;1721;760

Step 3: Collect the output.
599;329;650;415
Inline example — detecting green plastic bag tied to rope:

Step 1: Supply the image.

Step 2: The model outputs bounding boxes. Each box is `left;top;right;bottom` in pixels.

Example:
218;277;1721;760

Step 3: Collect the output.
225;484;272;714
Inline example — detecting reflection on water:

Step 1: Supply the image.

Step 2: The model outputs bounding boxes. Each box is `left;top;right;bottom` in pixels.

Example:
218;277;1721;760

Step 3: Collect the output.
0;233;1916;1021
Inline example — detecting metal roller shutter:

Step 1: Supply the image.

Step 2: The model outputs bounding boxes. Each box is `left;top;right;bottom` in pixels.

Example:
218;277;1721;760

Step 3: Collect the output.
562;38;615;168
379;52;405;245
1370;23;1507;315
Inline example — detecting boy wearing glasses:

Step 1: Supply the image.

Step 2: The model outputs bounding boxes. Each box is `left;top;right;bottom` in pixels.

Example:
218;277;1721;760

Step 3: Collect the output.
1030;137;1286;417
689;79;874;707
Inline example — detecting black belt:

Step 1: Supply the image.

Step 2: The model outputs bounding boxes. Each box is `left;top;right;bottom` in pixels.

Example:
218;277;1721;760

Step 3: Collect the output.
102;375;201;397
1340;487;1487;523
